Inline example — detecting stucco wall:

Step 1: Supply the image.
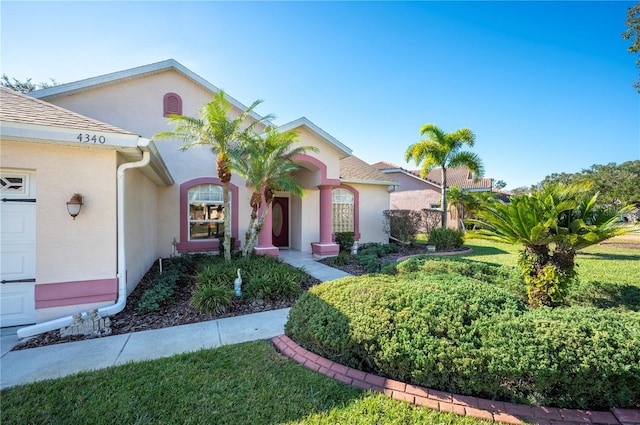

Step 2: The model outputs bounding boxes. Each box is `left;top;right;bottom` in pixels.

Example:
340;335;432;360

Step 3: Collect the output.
1;141;118;321
123;165;161;294
352;183;390;244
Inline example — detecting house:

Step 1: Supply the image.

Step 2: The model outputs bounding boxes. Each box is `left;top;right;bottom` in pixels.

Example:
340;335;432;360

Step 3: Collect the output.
0;59;395;333
372;161;493;228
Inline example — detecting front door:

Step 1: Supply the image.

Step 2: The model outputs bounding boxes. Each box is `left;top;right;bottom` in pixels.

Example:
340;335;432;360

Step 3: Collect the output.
0;171;37;327
272;197;289;247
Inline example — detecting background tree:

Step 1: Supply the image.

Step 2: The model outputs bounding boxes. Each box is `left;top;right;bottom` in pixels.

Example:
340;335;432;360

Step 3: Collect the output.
155;91;273;260
1;74;59;93
492;179;507;190
469;182;638;307
405;123;484;228
232;127;317;257
622;1;640;92
534;161;640;206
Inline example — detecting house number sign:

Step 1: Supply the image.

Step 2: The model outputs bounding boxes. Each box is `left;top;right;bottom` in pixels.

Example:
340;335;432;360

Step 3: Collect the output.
76;133;106;144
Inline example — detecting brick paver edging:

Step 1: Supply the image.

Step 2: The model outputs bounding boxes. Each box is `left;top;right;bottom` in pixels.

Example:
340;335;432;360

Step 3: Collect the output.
271;335;640;425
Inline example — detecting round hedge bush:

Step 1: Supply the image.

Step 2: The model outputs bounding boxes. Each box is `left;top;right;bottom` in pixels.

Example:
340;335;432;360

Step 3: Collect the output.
285;265;640;409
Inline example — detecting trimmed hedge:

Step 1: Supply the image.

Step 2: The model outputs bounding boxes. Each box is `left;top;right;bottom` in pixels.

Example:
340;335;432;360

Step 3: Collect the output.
285;262;640;409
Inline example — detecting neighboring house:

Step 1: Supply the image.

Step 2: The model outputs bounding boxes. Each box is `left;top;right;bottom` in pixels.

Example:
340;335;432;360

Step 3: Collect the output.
372;161;493;228
0;59;394;330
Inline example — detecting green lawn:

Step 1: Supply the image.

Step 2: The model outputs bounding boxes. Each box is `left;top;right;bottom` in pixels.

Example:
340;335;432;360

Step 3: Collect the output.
1;341;492;425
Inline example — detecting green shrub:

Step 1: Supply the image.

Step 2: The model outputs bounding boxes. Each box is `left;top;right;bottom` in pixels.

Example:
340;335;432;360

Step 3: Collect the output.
396;257;525;300
334;232;355;253
137;270;181;313
330;250;352;266
427;228;465;250
190;284;234;313
383;210;422;244
285;272;640;409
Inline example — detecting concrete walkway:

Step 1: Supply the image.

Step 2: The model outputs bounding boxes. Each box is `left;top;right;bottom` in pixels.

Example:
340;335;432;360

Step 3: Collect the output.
0;250;350;390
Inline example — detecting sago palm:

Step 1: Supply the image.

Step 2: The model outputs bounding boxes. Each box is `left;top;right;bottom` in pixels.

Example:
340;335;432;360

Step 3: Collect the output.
232;126;317;257
155;91;273;260
405;123;484;228
469;182;637;307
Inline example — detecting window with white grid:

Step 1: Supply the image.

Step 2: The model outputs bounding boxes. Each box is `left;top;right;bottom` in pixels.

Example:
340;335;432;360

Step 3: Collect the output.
188;184;225;240
332;188;354;233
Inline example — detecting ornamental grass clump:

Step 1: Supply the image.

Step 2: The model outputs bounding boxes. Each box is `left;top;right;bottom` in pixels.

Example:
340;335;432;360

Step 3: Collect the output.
191;255;307;313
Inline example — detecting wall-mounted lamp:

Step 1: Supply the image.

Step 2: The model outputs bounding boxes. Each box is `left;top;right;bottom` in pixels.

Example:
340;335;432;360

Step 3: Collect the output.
66;193;83;220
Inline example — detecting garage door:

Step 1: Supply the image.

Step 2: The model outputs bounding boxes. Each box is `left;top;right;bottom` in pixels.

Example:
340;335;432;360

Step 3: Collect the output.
1;171;36;327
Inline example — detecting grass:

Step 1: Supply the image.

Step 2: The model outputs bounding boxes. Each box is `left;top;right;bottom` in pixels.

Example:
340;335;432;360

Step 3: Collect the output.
1;341;492;425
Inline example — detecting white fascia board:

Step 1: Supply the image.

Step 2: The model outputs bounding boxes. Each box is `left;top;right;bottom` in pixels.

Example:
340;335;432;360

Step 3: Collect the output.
340;179;398;186
277;117;352;157
30;59;267;124
0;121;141;148
380;168;442;189
141;140;175;186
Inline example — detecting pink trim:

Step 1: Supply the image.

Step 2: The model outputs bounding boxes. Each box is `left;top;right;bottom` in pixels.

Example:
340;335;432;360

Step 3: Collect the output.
177;178;239;253
292;154;340;186
332;184;360;240
35;278;117;309
311;243;340;256
256;195;279;256
163;92;182;116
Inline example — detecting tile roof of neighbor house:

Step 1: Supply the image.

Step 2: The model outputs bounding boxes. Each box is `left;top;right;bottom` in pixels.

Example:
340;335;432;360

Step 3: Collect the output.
371;160;441;186
340;156;398;185
372;161;492;191
423;166;493;190
0;87;138;135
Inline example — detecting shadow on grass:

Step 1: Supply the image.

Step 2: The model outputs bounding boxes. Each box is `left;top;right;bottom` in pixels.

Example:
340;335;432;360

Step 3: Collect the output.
570;280;640;312
460;245;510;257
0;340;369;425
577;251;640;261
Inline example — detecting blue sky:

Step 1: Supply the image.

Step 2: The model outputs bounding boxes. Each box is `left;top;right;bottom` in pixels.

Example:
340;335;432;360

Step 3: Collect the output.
2;1;638;190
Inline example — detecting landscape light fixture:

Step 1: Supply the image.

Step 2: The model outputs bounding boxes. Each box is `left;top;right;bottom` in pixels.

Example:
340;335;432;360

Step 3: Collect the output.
66;193;83;220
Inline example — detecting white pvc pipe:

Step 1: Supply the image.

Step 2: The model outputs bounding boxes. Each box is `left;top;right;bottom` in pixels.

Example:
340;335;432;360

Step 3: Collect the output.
17;148;151;339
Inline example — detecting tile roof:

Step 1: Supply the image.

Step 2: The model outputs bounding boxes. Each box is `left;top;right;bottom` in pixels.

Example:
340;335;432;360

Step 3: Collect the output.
423;166;492;190
0;87;138;136
373;161;491;190
340;156;397;184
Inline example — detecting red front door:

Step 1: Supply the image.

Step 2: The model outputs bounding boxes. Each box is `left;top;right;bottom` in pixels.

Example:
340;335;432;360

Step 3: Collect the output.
272;197;289;247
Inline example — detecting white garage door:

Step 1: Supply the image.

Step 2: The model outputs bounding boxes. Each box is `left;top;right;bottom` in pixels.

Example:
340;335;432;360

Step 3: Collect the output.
1;171;36;327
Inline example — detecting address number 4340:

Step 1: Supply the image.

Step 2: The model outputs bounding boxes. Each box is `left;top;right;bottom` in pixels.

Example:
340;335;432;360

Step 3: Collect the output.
77;133;106;144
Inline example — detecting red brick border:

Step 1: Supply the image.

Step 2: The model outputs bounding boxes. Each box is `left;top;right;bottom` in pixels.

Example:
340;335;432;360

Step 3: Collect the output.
271;335;639;425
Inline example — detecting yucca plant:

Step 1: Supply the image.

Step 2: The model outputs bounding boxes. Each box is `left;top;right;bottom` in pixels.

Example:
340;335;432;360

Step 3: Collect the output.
469;182;637;307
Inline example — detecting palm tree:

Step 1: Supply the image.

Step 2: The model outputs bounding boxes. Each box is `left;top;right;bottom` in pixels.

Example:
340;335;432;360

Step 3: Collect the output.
155;91;273;261
233;126;318;257
446;185;480;230
469;182;638;307
405;123;484;228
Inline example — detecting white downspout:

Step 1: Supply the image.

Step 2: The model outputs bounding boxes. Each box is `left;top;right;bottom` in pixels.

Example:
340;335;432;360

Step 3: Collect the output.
17;148;151;339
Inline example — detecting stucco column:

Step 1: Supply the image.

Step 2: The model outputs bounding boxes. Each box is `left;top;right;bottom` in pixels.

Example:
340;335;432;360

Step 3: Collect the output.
312;185;339;256
254;197;279;256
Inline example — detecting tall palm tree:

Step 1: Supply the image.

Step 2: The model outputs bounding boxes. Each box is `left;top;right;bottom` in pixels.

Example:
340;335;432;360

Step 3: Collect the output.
155;91;273;261
469;182;637;307
405;123;484;228
233;126;317;257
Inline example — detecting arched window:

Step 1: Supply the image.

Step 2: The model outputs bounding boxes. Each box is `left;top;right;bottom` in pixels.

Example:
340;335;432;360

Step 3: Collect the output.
332;188;355;233
188;184;224;240
177;178;239;253
163;92;182;116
